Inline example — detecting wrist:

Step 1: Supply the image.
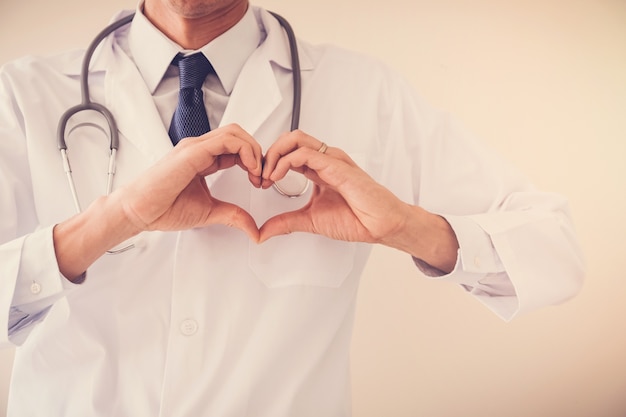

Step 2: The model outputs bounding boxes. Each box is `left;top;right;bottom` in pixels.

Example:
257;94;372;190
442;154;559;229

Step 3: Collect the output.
53;195;141;281
382;204;459;274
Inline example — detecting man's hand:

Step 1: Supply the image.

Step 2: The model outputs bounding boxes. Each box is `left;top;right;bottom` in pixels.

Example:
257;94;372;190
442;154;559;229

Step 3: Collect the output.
54;124;263;280
115;124;262;238
54;125;458;281
259;130;459;273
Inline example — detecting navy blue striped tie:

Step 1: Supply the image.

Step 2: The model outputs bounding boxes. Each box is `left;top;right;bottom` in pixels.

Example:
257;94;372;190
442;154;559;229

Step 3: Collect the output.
169;53;214;145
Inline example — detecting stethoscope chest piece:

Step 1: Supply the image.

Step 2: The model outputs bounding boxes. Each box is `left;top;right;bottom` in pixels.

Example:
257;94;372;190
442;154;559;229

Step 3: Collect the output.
273;171;310;198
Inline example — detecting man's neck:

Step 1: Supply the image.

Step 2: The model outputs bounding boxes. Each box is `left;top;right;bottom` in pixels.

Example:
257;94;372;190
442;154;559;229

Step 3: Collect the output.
143;0;249;50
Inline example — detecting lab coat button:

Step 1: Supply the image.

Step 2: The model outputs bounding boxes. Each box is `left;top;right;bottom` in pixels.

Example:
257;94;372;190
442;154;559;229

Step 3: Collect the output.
180;319;198;336
473;256;481;268
30;281;42;295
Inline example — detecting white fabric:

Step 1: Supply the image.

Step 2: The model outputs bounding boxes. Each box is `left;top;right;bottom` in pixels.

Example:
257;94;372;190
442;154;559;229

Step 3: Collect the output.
128;4;262;130
0;5;584;417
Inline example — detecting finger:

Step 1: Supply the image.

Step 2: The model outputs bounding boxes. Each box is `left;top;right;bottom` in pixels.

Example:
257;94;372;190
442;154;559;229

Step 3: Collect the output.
201;153;262;189
208;198;260;242
186;133;263;177
268;146;350;187
216;153;262;188
258;207;311;243
218;124;264;177
181;124;263;177
188;152;262;190
248;170;262;189
206;134;261;176
262;130;323;181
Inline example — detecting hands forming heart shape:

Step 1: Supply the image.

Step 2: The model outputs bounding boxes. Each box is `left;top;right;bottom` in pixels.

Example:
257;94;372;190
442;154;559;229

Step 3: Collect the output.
117;124;413;248
52;124;458;280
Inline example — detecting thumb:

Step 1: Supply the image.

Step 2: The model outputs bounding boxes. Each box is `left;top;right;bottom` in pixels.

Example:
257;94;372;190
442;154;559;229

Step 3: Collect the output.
258;209;311;243
209;199;260;242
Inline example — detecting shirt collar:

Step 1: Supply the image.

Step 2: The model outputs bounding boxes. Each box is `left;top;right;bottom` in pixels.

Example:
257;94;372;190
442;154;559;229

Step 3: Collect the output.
128;2;262;94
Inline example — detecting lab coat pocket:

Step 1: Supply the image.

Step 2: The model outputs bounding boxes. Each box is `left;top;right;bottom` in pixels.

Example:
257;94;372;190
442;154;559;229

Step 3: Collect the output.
249;233;357;288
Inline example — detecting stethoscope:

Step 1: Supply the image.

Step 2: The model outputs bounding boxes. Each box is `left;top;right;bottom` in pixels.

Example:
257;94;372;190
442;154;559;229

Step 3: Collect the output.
56;12;306;254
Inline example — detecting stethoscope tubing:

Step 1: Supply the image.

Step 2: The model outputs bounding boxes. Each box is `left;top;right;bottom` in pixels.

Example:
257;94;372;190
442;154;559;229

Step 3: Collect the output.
57;12;134;153
56;11;305;253
268;11;301;131
57;11;300;152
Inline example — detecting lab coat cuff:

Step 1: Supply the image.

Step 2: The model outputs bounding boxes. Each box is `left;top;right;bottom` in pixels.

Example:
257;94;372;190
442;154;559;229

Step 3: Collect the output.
413;214;505;286
11;225;75;309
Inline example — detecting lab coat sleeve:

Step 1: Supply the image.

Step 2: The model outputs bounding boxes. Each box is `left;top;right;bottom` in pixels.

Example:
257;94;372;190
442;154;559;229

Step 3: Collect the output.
0;66;73;348
376;72;585;321
3;227;75;346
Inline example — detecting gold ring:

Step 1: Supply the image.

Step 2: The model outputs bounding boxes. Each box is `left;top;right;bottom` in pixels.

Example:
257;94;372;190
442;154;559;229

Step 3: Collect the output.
317;142;328;154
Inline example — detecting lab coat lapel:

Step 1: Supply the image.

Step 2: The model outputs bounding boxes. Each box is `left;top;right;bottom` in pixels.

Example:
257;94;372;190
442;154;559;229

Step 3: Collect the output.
91;8;314;165
219;52;281;137
104;41;173;163
219;8;314;138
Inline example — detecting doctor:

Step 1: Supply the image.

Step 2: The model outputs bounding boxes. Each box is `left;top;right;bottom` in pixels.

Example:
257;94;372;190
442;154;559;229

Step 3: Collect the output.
0;0;584;416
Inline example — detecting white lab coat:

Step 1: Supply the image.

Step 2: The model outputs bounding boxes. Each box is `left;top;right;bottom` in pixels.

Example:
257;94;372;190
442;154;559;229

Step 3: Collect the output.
0;7;584;417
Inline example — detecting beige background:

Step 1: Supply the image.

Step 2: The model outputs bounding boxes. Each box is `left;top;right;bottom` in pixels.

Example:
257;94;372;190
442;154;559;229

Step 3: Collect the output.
1;0;625;416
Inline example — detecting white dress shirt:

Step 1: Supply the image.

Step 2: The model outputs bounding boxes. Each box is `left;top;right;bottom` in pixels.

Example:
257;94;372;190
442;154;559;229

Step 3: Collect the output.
127;4;262;130
0;4;584;416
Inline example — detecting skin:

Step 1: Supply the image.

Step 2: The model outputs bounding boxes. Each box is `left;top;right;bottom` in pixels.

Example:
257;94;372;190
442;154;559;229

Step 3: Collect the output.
143;0;249;49
53;0;459;281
